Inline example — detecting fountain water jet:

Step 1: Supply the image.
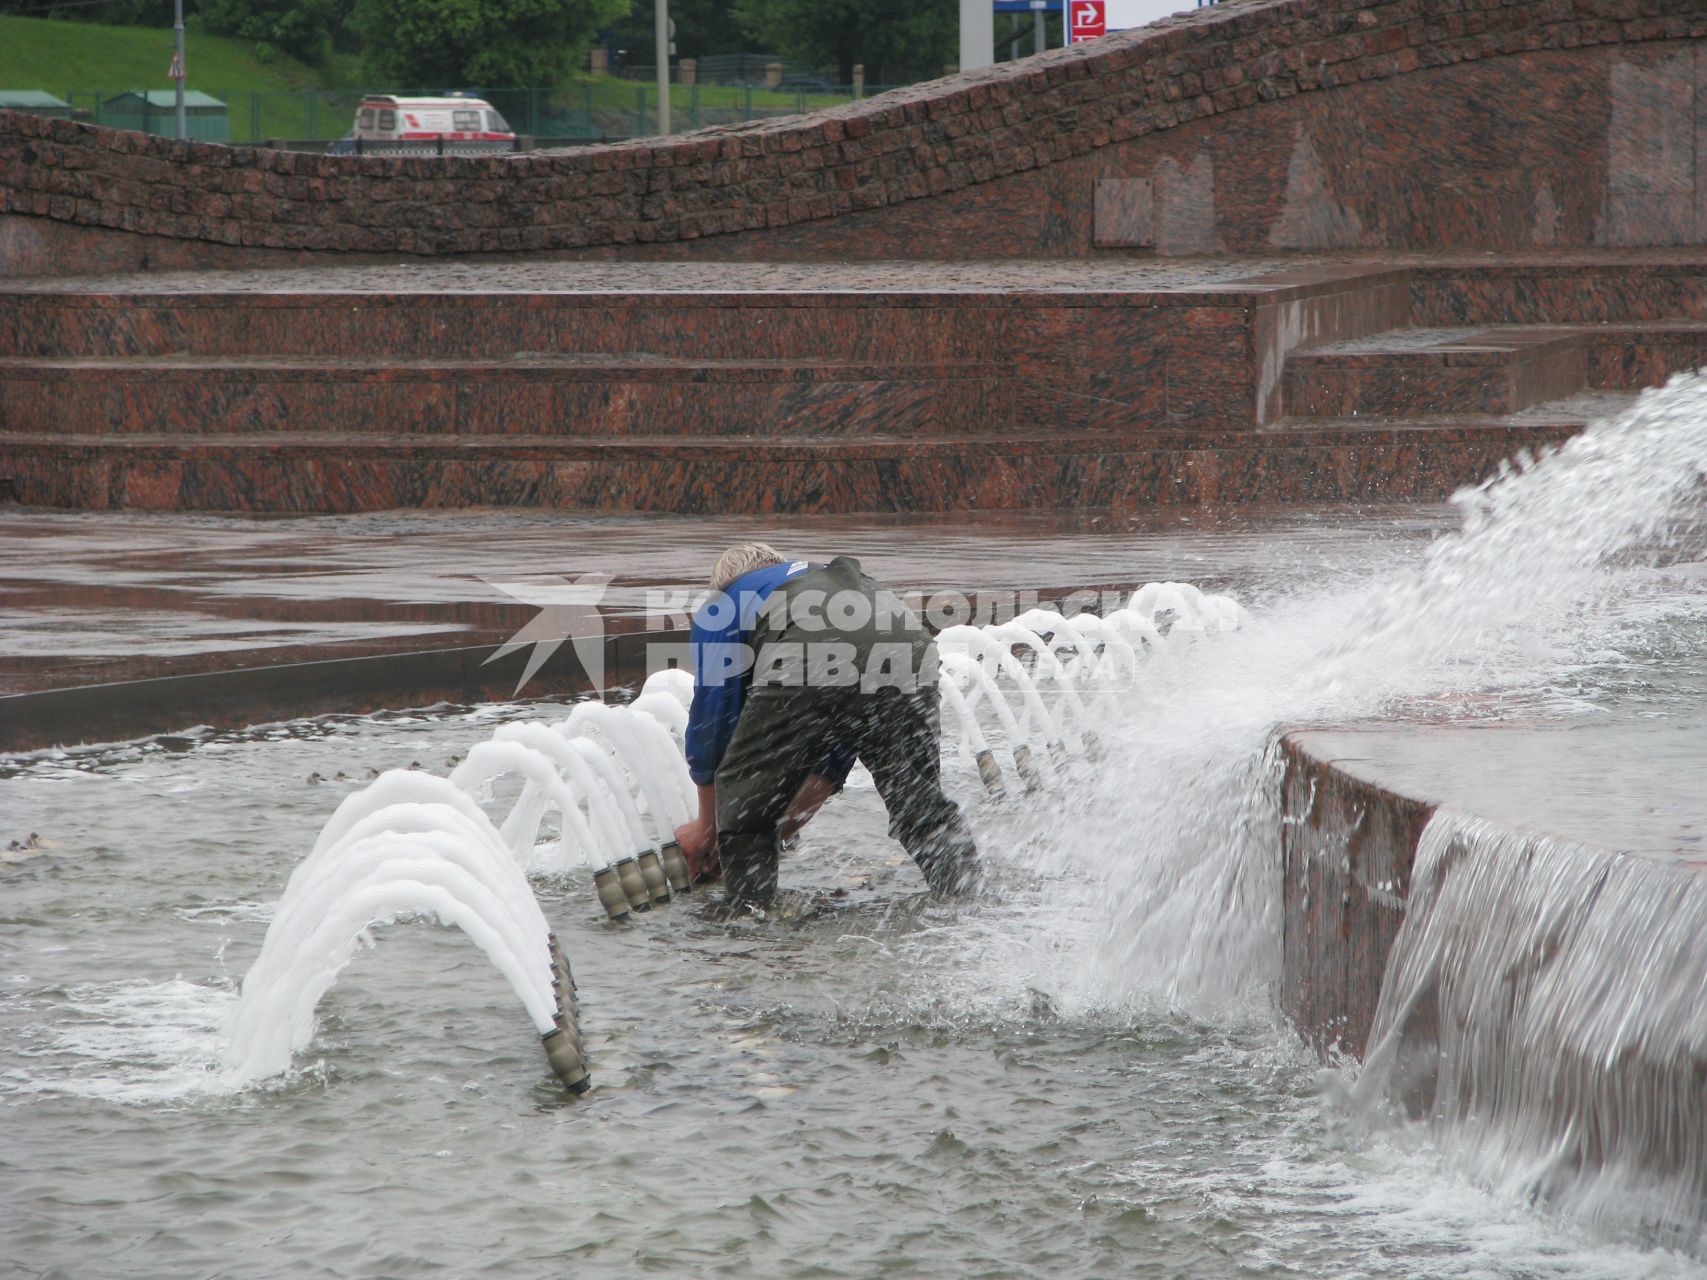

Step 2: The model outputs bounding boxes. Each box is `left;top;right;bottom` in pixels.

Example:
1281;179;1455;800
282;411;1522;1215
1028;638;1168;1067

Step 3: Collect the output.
1004;373;1707;1248
933;585;1246;796
223;816;585;1090
1354;811;1707;1250
449;740;597;869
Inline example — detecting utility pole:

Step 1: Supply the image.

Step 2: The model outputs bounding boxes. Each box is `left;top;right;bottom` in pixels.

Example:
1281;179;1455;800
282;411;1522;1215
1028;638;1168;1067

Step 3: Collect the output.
172;0;186;139
959;0;993;71
655;0;671;135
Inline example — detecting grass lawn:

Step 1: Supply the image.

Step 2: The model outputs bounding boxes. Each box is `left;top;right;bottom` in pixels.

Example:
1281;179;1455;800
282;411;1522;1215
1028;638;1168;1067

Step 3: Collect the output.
0;13;352;140
0;15;893;143
0;14;328;96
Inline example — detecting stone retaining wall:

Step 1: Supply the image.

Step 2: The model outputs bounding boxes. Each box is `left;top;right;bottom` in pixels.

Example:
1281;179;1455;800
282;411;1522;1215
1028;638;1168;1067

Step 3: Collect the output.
1278;731;1434;1058
5;0;1707;275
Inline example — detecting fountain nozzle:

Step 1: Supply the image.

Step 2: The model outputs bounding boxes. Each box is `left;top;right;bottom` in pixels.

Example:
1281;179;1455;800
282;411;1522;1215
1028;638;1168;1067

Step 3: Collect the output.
637;848;672;905
1013;744;1043;791
613;857;652;911
660;839;692;893
541;1027;590;1093
593;865;632;920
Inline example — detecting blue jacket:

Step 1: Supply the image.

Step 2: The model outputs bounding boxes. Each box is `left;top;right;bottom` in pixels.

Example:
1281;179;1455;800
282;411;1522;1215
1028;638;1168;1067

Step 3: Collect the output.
684;561;855;787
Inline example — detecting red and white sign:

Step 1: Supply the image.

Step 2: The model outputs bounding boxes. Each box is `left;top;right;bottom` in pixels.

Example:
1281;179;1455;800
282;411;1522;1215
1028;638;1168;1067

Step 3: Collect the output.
1068;0;1106;42
166;52;186;81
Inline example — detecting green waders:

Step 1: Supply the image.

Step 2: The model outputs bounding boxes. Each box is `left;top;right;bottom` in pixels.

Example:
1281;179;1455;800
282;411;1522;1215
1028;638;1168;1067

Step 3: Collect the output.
713;556;980;906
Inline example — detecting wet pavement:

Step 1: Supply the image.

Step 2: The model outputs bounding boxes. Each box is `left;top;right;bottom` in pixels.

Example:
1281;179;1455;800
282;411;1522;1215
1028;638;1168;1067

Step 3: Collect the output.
0;504;1451;695
1296;714;1707;861
12;248;1706;298
1;255;1354;297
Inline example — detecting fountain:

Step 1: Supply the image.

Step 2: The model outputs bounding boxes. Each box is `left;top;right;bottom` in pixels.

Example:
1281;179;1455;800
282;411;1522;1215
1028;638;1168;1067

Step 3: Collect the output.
1060;372;1707;1251
1355;811;1707;1250
935;585;1244;795
220;672;716;1094
7;377;1707;1276
215;592;1250;1097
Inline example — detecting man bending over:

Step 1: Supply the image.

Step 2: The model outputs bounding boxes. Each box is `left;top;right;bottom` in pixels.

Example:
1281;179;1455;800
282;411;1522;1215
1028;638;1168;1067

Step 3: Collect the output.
672;542;980;908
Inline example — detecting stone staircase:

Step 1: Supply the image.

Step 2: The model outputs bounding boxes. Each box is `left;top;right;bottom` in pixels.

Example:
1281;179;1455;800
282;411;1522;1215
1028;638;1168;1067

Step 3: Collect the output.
0;257;1699;514
1280;322;1701;423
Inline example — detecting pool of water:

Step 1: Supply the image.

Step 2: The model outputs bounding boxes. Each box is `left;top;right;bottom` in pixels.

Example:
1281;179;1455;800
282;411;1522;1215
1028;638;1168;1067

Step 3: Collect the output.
9;366;1707;1279
3;701;1702;1280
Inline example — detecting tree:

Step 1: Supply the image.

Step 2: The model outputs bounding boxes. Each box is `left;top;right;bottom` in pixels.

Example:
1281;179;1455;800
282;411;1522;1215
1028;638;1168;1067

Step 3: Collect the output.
352;0;627;89
199;0;339;64
732;0;956;86
599;0;750;64
0;0;179;23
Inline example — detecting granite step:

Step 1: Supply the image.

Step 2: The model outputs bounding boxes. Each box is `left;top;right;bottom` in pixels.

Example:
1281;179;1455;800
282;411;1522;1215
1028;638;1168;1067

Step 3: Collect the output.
1574;321;1707;389
1283;323;1707;419
0;355;1016;437
1283;327;1586;418
0;290;1014;362
0;421;1582;515
1412;261;1707;326
1267;388;1638;433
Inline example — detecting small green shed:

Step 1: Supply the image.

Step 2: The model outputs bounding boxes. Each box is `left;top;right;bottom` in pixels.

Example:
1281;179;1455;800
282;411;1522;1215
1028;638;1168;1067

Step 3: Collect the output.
99;90;229;142
0;90;73;119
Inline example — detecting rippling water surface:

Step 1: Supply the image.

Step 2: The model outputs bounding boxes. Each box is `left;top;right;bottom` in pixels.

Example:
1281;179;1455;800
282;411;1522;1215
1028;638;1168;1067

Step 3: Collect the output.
0;697;1699;1276
8;373;1707;1278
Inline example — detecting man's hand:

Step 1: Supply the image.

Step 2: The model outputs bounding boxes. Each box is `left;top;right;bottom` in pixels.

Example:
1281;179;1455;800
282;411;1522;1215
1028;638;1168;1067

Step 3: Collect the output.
676;783;720;882
674;816;718;881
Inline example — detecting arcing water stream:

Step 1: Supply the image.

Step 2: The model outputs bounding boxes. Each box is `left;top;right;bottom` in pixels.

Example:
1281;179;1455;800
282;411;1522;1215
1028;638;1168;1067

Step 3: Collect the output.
4;375;1707;1276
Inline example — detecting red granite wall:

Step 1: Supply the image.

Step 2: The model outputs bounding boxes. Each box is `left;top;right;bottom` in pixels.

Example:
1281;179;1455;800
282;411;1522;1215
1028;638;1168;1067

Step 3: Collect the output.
4;0;1707;276
1279;731;1434;1059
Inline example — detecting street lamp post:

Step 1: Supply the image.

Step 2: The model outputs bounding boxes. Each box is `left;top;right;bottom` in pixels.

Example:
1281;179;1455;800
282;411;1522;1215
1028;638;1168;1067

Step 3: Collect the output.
655;0;671;135
173;0;187;140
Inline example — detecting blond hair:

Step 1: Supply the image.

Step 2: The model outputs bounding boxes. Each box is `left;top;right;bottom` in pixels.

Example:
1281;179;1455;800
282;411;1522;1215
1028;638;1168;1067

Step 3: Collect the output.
709;541;784;591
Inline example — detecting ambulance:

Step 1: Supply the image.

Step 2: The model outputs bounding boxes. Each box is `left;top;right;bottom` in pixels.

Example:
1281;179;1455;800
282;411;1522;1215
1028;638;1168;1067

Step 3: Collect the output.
347;94;516;150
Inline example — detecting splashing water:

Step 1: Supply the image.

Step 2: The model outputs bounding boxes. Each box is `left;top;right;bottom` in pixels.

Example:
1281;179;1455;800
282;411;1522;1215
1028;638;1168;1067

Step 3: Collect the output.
5;375;1706;1275
217;688;694;1091
221;773;561;1086
1357;812;1707;1253
973;372;1707;1020
915;372;1707;1250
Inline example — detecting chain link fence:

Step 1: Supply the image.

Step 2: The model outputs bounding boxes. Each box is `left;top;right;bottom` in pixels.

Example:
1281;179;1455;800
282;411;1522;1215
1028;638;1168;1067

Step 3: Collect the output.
52;82;904;149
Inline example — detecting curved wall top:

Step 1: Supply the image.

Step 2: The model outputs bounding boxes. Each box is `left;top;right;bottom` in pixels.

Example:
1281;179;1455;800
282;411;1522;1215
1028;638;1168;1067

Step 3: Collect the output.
4;0;1707;275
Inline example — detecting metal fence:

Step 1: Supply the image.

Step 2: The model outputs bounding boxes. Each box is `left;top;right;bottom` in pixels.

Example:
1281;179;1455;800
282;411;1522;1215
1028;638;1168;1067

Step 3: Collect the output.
54;83;905;147
601;53;821;85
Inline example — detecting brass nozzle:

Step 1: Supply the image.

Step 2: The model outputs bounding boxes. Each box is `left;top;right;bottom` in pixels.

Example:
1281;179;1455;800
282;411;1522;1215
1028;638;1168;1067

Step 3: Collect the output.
614;857;652;911
547;934;575;988
974;749;1006;797
660;839;692;894
593;865;632;921
541;1027;590;1093
548;941;577;1023
1013;744;1043;792
637;849;672;905
551;1007;583;1051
